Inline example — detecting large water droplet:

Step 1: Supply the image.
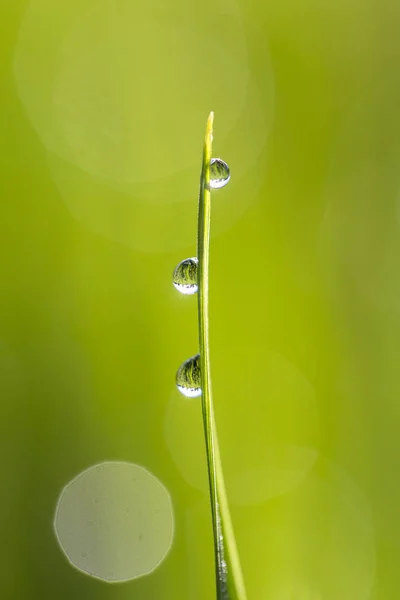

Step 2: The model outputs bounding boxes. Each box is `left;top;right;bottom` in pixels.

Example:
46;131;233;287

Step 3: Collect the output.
210;158;230;189
172;257;198;295
176;354;201;398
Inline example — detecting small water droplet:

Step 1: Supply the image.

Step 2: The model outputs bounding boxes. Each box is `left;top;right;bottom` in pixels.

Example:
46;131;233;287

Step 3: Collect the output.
172;257;198;295
176;354;202;398
210;158;230;189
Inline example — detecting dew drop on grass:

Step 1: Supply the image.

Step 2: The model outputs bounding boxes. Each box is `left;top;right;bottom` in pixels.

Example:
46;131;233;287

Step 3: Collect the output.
176;354;201;398
172;257;198;294
210;158;230;189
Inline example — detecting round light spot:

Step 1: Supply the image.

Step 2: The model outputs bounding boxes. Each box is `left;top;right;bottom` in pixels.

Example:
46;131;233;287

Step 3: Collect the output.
16;0;249;185
14;0;274;253
54;462;174;582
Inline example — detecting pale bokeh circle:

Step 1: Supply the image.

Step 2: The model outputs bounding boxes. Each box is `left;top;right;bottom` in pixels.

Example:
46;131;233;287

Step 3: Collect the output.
53;462;174;582
14;0;274;252
165;348;319;505
15;0;249;185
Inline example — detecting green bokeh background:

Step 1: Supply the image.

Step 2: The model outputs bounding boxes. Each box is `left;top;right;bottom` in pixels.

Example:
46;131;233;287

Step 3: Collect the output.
1;0;400;598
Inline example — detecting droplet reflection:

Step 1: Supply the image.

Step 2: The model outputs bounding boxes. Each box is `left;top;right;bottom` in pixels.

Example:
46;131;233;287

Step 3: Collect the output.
172;257;198;295
210;158;230;189
176;354;202;398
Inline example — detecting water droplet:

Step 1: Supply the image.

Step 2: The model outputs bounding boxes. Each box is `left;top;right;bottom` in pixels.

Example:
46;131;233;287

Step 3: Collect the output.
172;257;198;295
210;158;230;189
176;354;202;398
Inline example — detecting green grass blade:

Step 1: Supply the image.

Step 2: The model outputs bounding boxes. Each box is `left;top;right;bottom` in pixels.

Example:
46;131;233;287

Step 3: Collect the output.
197;112;247;600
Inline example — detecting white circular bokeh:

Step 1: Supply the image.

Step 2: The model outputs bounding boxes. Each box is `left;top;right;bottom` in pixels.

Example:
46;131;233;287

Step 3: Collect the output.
54;461;174;582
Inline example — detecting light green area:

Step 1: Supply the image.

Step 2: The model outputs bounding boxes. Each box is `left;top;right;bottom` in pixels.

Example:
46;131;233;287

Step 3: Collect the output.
1;0;400;598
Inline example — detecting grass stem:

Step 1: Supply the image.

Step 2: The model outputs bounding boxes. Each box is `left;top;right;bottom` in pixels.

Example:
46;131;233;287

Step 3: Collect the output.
197;112;247;600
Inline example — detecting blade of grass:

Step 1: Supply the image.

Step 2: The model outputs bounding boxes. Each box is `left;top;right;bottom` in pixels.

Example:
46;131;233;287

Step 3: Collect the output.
197;112;247;600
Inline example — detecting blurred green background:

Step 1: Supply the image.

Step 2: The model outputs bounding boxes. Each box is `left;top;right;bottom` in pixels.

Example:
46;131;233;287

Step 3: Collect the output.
1;0;400;598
